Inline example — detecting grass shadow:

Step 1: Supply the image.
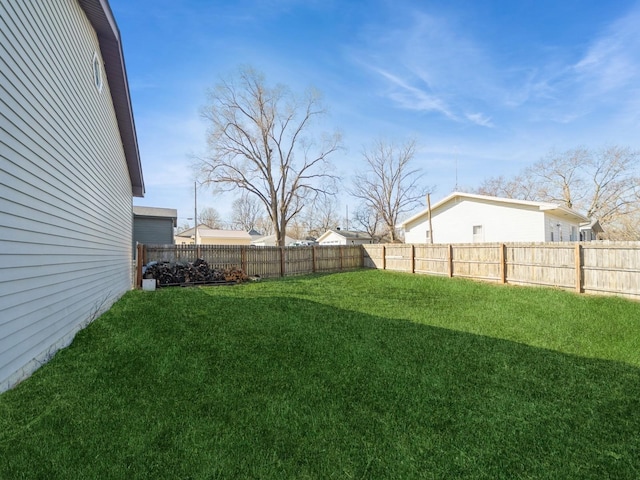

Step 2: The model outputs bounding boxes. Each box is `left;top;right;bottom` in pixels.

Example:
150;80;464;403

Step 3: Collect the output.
0;286;638;479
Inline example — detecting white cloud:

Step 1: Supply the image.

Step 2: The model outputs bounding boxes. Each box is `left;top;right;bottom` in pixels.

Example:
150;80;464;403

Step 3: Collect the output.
370;67;456;119
465;112;494;128
573;7;640;94
350;8;502;125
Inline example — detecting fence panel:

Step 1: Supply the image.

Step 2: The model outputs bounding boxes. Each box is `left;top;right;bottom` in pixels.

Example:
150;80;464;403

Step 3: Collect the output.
245;246;282;278
452;243;501;282
385;244;413;272
315;246;343;272
414;244;449;276
342;245;364;270
582;242;640;299
142;244;364;280
285;246;314;276
362;245;384;269
199;245;243;270
507;243;576;290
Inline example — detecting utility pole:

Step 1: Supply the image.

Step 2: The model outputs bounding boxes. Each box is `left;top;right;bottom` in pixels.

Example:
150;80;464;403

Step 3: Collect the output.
346;204;349;231
427;193;433;244
194;181;199;245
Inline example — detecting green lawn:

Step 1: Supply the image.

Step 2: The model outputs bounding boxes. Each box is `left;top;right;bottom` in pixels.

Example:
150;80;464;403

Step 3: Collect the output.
1;269;639;479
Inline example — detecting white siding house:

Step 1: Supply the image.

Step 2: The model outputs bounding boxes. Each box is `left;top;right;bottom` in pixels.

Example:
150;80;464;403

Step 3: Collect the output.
175;226;252;245
401;192;589;244
317;230;374;246
251;234;299;247
0;0;144;391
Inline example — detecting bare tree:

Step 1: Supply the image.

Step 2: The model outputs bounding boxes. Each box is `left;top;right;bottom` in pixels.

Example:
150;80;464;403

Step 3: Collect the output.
584;146;640;222
473;145;640;239
176;222;192;234
286;217;307;241
299;195;341;239
353;204;385;241
350;138;429;242
195;66;342;246
475;174;539;201
524;147;590;209
255;216;274;236
230;192;263;231
199;207;222;228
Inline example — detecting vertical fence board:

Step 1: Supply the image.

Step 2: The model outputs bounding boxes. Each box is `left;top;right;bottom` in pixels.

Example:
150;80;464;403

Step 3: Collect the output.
499;243;506;284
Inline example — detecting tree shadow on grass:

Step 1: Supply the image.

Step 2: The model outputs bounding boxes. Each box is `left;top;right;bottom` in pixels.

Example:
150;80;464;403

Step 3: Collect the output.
1;288;639;479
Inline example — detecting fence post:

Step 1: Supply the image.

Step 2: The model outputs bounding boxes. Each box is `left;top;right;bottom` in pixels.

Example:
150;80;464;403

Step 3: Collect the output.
410;244;415;274
575;243;583;293
280;247;285;277
382;245;386;270
136;243;144;288
499;243;507;284
241;246;247;274
447;244;453;277
312;246;317;273
339;246;344;270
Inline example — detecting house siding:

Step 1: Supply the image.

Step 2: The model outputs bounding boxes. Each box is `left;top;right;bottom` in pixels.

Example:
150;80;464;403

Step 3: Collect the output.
133;217;175;250
404;198;545;244
318;230;373;246
544;214;579;242
318;231;345;245
0;1;134;391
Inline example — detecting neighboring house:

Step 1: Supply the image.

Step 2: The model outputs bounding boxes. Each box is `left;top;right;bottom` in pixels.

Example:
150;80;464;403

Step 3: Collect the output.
251;234;299;247
317;229;374;246
580;219;604;241
248;228;263;242
175;225;252;245
1;1;144;391
133;206;177;250
400;192;589;244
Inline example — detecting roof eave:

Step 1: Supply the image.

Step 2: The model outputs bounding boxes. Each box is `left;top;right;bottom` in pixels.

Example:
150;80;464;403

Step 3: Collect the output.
541;205;590;223
78;0;145;197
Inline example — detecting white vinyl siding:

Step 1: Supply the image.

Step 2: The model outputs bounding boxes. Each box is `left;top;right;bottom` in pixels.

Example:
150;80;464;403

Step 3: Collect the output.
319;231;346;245
545;216;573;242
133;217;175;250
404;198;545;244
1;1;134;390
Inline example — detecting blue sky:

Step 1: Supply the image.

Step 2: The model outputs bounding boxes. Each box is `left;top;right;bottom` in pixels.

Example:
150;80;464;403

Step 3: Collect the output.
113;0;640;226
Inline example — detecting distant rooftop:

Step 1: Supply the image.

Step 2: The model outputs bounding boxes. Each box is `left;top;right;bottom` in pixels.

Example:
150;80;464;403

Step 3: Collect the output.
133;206;177;227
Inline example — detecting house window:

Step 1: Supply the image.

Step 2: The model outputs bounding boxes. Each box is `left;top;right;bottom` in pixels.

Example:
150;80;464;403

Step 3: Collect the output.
425;230;431;241
92;52;103;92
571;226;577;242
472;225;483;242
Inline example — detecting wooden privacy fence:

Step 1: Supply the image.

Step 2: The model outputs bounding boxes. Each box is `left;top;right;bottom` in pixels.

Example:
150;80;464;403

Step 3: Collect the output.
136;242;640;300
136;244;364;284
363;242;640;301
